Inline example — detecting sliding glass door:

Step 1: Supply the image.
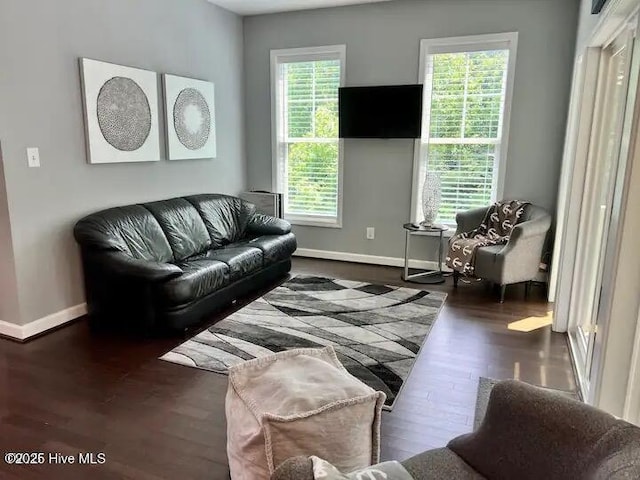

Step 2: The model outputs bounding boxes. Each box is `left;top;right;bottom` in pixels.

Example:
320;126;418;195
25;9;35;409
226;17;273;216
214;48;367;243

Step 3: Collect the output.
568;29;634;387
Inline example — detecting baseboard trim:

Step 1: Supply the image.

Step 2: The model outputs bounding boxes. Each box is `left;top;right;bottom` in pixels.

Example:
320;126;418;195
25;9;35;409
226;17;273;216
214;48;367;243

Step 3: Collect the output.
294;248;450;272
0;320;24;340
0;303;87;341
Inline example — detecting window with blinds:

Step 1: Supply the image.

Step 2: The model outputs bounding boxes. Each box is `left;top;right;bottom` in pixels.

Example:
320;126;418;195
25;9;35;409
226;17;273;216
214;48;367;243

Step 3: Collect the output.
271;46;345;227
413;34;517;226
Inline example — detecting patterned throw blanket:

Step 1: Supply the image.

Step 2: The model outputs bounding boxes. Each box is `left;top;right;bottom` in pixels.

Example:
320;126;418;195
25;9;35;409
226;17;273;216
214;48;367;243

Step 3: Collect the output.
446;200;529;275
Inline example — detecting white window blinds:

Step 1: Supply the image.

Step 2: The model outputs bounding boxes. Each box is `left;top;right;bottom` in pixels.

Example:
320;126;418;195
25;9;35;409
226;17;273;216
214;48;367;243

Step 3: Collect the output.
272;46;345;227
413;34;517;226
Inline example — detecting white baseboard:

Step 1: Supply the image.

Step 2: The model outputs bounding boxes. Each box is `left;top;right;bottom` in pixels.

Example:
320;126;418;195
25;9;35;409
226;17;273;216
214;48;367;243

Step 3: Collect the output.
0;320;23;339
0;303;87;341
294;248;451;272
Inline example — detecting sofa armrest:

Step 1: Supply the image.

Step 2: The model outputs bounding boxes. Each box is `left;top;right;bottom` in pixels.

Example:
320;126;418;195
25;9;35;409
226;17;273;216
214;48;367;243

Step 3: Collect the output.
248;214;292;235
87;251;183;282
447;380;621;479
455;207;490;235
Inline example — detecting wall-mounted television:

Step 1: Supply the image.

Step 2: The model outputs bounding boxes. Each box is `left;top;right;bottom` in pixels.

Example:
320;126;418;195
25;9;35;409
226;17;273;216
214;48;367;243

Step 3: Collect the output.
339;85;423;139
592;0;607;13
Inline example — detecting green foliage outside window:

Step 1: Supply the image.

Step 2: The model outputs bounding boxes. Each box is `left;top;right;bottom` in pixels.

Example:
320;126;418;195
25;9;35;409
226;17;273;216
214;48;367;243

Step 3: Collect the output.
427;50;508;224
284;60;340;217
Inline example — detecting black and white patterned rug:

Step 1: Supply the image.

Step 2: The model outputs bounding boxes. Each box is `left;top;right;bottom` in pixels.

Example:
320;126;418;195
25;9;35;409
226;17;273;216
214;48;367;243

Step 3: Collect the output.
160;275;446;408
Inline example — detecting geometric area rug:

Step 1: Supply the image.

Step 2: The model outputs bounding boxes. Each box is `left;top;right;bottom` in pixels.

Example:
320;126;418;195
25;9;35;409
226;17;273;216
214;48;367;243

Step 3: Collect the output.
160;275;446;410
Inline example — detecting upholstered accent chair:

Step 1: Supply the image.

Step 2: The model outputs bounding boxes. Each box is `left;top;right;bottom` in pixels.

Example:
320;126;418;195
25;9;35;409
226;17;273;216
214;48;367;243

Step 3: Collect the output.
272;380;640;480
452;203;552;302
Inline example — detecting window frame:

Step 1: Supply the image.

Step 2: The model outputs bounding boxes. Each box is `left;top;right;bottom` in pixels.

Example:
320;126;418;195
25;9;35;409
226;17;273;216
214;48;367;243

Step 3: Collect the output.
410;32;519;227
270;45;346;228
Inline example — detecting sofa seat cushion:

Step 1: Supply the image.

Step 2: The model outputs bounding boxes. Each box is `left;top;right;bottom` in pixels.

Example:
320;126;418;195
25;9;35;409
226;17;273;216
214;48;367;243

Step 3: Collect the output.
203;245;263;280
161;259;230;306
240;233;297;266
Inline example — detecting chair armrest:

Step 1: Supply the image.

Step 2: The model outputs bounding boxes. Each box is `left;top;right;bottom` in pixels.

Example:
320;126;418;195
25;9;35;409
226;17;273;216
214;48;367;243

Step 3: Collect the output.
508;215;552;242
447;380;620;479
455;207;490;235
481;216;550;285
497;215;551;258
248;214;292;235
87;251;183;282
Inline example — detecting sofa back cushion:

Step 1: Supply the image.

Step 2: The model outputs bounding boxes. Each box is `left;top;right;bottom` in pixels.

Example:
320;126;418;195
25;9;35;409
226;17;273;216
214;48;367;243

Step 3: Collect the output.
185;194;256;247
144;198;211;261
73;205;173;262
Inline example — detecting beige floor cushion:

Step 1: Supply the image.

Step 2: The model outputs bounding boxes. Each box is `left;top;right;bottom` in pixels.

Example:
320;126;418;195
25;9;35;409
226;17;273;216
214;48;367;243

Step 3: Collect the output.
225;346;386;480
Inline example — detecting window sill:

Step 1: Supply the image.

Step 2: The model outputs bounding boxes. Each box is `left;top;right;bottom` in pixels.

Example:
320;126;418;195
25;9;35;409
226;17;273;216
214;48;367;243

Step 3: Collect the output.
287;218;342;229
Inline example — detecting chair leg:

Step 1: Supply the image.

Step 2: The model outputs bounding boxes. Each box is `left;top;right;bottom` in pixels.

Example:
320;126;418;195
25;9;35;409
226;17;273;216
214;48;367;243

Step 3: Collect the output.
499;284;506;303
453;271;460;288
524;281;531;299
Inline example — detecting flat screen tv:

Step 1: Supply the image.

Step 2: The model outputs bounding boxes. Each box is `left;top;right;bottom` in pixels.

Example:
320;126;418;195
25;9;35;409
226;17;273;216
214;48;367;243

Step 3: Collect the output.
339;85;423;139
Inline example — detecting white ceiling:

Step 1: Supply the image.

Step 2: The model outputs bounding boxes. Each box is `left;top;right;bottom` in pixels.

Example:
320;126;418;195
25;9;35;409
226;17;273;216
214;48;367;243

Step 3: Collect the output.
209;0;393;16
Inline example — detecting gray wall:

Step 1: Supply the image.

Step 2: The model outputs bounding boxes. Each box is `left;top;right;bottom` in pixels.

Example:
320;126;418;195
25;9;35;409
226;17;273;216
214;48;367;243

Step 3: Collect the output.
0;0;245;325
244;0;579;260
0;144;21;324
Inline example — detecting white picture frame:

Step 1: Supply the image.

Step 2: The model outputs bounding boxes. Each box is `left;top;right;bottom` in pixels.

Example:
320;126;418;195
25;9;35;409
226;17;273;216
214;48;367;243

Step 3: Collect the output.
79;58;161;164
163;74;216;160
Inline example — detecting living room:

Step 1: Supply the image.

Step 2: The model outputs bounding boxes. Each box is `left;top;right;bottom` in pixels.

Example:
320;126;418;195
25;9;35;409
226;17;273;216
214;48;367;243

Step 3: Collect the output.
1;0;639;478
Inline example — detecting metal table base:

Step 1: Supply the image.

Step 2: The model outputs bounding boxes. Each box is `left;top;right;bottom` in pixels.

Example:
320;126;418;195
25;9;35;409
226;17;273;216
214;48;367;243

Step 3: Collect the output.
402;225;447;285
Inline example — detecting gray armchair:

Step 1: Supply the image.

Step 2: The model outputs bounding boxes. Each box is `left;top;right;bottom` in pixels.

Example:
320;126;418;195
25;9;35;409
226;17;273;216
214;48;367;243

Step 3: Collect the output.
453;203;551;302
272;380;640;480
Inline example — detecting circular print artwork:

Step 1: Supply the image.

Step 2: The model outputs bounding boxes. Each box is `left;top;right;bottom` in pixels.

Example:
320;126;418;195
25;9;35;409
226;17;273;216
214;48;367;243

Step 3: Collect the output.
96;76;152;151
173;88;211;150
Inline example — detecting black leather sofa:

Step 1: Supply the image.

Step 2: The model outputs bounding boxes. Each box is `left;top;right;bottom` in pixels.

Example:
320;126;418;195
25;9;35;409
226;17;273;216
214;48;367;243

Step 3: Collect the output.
74;194;296;332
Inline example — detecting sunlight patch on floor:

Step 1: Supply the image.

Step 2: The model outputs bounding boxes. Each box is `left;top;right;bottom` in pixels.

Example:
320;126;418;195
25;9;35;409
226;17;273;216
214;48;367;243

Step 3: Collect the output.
508;311;554;332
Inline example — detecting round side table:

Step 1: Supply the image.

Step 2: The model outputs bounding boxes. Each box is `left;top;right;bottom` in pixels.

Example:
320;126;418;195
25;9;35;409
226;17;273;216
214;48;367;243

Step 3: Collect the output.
402;223;449;284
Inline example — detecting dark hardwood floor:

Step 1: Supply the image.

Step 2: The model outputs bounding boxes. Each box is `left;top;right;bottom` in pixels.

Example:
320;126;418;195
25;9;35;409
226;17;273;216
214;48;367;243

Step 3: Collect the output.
0;258;576;479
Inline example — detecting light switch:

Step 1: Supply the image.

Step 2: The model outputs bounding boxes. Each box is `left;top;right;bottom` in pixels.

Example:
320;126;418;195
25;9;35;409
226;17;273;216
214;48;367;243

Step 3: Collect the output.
26;147;40;168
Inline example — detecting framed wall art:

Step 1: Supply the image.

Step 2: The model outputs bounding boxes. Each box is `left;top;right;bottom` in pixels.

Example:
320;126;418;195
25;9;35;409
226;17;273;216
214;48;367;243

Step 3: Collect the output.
79;58;160;164
163;74;216;160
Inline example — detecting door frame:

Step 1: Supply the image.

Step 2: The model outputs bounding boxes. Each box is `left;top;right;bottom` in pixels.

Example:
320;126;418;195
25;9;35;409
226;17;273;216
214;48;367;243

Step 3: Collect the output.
552;0;640;415
588;25;640;408
564;29;634;399
549;49;600;317
552;0;640;326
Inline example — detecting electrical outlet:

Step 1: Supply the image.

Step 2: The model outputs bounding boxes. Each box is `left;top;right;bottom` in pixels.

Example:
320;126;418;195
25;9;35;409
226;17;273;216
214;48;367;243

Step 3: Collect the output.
26;147;40;168
366;227;375;240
